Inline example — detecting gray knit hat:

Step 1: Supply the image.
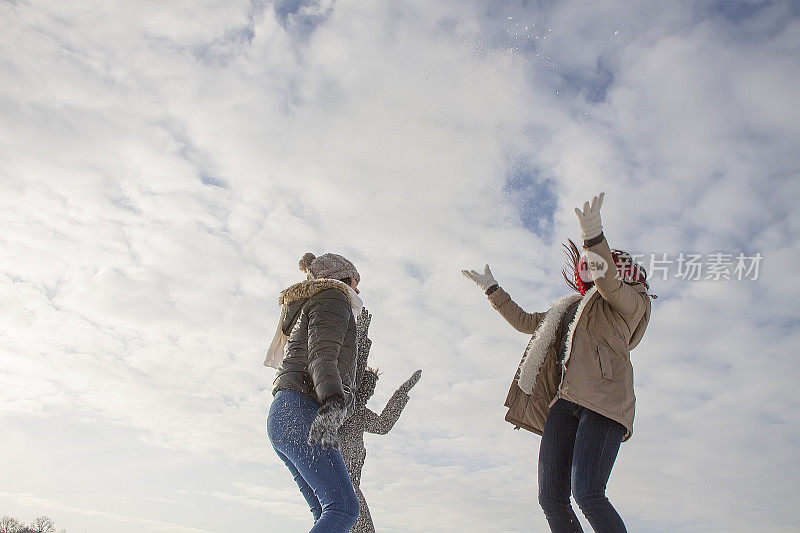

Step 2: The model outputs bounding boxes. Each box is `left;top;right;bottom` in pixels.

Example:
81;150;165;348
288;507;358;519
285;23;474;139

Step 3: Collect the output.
299;252;360;284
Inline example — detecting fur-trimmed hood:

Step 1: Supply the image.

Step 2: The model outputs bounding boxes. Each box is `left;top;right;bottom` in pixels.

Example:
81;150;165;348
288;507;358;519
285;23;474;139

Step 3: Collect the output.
278;278;363;337
265;278;360;370
279;278;354;307
516;290;587;394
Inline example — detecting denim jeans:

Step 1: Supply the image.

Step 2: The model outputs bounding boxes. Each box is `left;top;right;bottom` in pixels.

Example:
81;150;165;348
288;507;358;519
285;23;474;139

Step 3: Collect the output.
538;399;627;533
268;389;360;532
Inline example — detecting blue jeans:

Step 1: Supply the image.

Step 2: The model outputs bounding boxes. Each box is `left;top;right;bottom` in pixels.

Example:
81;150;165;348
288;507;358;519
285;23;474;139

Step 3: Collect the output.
538;399;627;533
268;390;359;532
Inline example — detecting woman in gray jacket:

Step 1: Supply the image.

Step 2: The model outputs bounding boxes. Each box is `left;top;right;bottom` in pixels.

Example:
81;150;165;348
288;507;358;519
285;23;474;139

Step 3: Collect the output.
463;193;653;533
267;252;364;532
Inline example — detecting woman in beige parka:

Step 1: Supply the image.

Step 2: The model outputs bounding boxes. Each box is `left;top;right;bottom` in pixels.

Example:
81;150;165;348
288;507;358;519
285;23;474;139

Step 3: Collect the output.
463;193;653;533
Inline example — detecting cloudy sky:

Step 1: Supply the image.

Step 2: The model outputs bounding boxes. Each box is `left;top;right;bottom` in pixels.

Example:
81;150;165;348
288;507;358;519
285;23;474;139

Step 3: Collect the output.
1;0;799;531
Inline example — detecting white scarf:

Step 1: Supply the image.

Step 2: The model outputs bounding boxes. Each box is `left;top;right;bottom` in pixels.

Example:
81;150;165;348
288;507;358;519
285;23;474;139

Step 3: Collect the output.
264;283;363;369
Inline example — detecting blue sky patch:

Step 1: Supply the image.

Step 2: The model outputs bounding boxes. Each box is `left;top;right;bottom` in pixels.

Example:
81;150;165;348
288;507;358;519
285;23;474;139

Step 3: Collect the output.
200;174;229;189
504;159;557;239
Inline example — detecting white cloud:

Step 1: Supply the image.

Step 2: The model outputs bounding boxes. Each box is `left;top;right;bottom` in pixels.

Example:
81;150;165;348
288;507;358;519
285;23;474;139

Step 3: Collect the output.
0;0;798;532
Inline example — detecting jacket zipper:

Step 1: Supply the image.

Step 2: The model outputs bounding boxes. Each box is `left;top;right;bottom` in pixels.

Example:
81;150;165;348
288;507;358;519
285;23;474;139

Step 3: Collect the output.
557;291;595;398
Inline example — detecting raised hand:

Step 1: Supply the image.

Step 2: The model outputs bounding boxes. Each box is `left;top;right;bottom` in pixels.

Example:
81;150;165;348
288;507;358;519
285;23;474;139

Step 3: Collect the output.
399;369;422;394
307;397;347;450
461;264;498;292
574;192;605;240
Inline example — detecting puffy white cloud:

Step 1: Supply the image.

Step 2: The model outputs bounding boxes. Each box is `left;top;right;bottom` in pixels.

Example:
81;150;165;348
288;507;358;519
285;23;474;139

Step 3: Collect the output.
0;0;797;532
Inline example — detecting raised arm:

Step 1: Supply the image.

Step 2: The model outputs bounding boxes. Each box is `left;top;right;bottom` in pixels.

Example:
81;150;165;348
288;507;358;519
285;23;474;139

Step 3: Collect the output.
585;234;647;321
487;287;546;334
354;308;372;392
365;370;421;435
364;393;408;435
575;193;648;322
462;265;545;334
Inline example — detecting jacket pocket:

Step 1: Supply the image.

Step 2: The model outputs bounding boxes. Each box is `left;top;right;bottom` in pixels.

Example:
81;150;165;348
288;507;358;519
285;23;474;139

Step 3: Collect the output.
598;346;613;380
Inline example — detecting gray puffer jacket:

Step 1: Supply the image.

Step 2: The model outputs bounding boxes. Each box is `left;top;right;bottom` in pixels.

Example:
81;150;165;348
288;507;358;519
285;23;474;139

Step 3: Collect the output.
272;279;358;406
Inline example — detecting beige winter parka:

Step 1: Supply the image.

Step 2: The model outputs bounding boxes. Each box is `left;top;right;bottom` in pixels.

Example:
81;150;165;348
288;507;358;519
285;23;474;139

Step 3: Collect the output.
490;236;651;441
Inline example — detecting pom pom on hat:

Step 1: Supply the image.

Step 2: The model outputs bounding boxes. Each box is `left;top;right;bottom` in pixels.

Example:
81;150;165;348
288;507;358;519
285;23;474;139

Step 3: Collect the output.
299;252;316;273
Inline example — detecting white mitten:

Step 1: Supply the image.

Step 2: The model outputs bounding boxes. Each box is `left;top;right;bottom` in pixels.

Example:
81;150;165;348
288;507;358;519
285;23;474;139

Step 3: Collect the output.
461;264;498;292
574;192;605;241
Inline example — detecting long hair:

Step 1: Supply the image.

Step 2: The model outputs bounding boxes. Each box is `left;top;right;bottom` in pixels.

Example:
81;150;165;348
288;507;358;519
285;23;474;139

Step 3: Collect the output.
562;239;590;294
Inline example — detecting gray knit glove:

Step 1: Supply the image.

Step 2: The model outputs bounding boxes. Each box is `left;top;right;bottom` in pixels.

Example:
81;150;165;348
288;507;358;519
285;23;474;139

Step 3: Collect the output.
307;396;347;450
574;192;605;240
461;265;498;292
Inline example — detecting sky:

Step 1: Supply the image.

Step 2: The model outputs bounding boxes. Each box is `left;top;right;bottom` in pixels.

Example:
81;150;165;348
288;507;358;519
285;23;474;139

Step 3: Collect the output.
1;0;799;532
